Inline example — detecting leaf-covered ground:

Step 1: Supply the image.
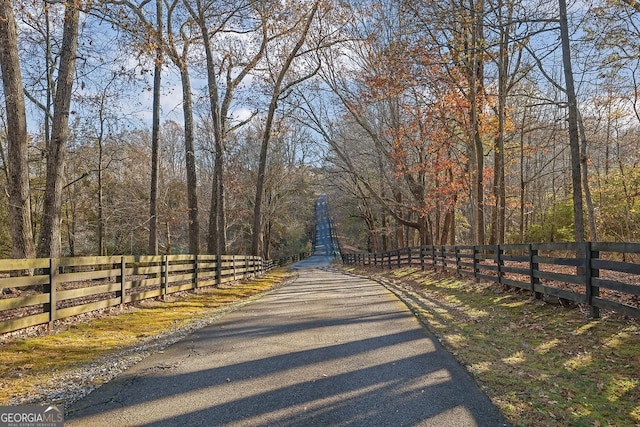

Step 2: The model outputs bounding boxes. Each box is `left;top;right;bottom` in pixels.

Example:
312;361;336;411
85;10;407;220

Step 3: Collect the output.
345;265;640;427
0;269;295;405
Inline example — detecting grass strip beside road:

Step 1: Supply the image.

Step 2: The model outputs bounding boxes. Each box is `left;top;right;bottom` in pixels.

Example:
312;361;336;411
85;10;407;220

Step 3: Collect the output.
344;266;640;427
0;268;295;405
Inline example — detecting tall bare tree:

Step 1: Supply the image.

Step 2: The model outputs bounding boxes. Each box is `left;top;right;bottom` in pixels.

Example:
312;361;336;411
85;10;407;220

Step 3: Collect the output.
487;0;527;245
165;0;200;254
147;0;163;255
184;0;269;256
0;0;36;259
558;0;585;242
37;0;80;257
252;0;321;257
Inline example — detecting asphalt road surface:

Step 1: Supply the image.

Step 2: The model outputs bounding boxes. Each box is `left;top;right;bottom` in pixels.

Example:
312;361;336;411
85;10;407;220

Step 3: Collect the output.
67;269;507;426
66;197;508;426
290;195;337;270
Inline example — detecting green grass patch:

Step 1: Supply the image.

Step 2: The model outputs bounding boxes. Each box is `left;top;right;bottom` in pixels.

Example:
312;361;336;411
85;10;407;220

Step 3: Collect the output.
350;266;640;426
0;268;294;404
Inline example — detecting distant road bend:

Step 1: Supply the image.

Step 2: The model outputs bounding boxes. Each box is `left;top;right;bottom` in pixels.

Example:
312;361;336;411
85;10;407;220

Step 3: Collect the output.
290;194;338;269
67;195;507;426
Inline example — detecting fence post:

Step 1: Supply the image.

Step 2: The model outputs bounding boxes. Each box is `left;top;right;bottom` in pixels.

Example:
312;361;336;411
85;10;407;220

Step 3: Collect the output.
233;255;237;281
440;246;446;272
47;258;59;329
455;247;461;276
585;242;600;319
218;255;223;286
431;245;436;270
420;246;425;271
497;246;504;286
397;249;401;268
193;255;199;290
472;246;478;279
162;255;169;300
408;247;412;267
119;256;126;307
529;244;542;299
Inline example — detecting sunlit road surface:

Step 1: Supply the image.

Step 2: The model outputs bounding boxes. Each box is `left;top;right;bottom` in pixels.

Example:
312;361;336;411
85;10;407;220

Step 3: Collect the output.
67;267;507;426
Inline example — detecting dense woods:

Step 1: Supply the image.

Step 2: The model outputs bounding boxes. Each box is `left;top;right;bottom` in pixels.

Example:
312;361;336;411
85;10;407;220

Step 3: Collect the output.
1;0;640;259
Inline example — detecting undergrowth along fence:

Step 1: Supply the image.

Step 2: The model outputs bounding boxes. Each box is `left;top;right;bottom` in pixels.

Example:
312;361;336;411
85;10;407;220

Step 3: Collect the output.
0;252;309;335
342;242;640;319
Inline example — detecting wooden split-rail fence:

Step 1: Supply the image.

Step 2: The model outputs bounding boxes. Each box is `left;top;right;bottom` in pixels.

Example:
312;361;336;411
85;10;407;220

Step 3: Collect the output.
342;242;640;319
0;252;309;335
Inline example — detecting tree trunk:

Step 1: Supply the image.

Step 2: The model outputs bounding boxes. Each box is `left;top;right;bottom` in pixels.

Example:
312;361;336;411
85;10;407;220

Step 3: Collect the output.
37;1;80;258
577;111;597;240
519;109;527;243
440;210;452;246
183;0;269;256
98;125;105;256
179;63;200;254
471;91;485;246
251;94;276;255
559;0;585;242
264;220;272;260
491;6;508;245
251;5;318;256
196;4;226;257
166;1;200;255
215;137;226;255
97;89;107;256
208;172;218;254
0;0;36;259
148;0;163;255
252;1;319;256
470;0;485;245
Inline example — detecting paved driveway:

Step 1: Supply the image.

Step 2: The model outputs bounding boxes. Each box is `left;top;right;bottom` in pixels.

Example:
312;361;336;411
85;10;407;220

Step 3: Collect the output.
67;266;508;426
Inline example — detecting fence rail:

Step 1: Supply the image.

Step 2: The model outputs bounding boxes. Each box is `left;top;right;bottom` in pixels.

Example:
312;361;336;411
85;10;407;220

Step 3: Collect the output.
342;242;640;319
0;252;308;335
